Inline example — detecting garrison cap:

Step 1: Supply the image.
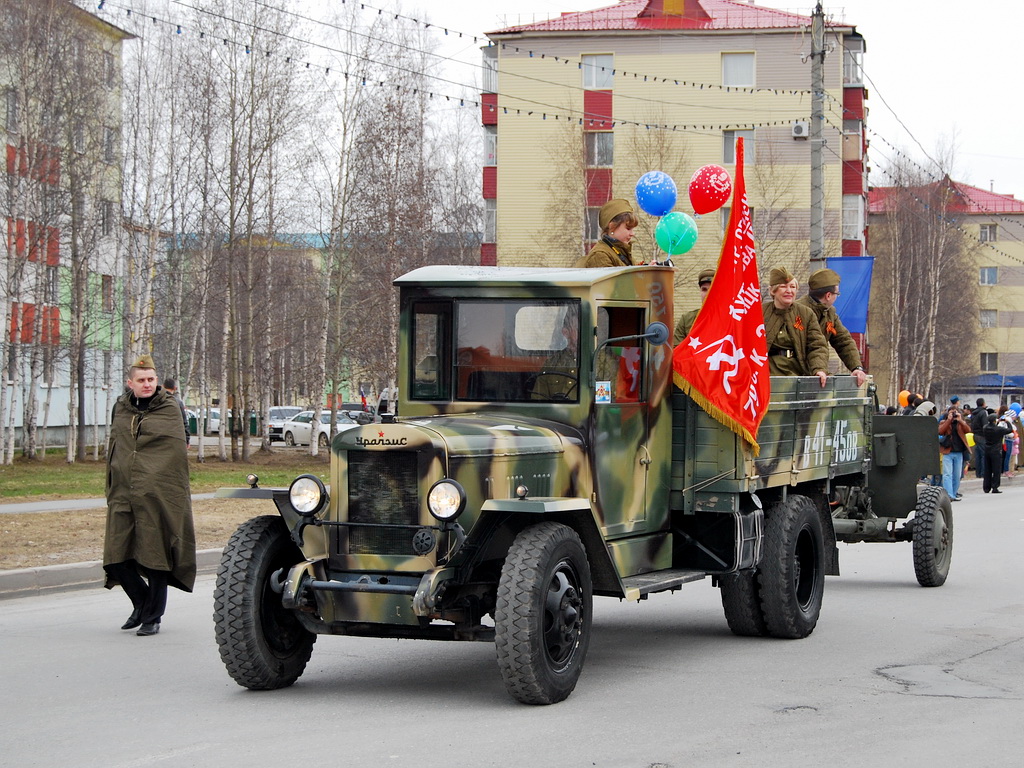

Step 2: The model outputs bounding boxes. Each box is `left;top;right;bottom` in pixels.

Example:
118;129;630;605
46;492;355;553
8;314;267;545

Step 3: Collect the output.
768;266;796;287
599;198;634;230
808;268;841;291
130;354;156;370
697;269;715;286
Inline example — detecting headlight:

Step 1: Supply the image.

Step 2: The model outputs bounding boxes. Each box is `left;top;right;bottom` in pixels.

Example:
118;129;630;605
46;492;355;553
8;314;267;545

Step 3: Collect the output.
427;479;466;522
289;474;328;517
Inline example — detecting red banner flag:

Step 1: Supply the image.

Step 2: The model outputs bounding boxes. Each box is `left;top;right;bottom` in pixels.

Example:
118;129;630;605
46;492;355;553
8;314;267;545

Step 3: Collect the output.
672;138;770;454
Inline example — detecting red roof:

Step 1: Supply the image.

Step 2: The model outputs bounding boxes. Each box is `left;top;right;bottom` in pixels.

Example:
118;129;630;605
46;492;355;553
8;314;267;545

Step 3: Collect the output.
490;0;829;34
869;178;1024;215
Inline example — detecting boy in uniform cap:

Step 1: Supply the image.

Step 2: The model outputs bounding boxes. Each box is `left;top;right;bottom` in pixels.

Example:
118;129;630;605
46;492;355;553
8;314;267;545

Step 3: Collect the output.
575;198;639;268
103;354;196;636
797;267;868;386
673;268;715;344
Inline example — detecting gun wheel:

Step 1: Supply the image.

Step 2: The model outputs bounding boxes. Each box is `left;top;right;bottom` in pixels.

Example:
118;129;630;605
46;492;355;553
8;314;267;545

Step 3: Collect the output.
495;522;592;705
720;570;768;636
912;486;953;587
213;515;315;690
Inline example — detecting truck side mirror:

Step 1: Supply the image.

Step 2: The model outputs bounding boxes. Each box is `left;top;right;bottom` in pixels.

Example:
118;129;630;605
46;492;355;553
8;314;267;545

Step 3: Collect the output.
642;322;670;346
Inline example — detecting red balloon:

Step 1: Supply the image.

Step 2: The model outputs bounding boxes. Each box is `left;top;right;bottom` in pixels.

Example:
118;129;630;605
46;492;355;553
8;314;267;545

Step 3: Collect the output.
688;164;733;215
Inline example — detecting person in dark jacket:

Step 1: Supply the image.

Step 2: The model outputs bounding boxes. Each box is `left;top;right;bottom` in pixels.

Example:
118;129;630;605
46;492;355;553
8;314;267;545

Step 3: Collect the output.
103;355;196;636
981;413;1012;493
970;397;989;477
575;199;639;268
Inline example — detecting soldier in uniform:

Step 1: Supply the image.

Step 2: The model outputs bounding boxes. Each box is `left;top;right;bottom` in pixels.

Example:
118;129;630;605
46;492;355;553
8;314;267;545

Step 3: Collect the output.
762;267;829;387
796;268;868;386
575;198;638;268
673;268;714;345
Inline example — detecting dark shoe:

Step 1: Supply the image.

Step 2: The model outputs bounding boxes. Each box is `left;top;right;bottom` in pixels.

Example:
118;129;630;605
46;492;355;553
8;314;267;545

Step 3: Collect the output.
951;496;960;501
955;493;963;499
992;489;1003;494
136;622;160;636
121;608;143;630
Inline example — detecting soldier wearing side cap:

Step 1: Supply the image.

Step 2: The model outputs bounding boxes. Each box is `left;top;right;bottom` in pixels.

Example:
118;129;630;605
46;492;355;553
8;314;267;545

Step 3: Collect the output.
762;266;830;387
797;267;868;386
103;354;196;637
575;198;639;268
673;268;715;344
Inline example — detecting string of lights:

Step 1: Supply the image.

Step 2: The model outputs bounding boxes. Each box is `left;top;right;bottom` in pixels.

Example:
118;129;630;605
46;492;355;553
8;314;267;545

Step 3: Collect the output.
96;1;817;136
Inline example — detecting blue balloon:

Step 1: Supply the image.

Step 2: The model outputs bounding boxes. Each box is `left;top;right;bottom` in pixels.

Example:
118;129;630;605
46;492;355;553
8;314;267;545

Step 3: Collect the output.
635;171;678;217
1011;402;1022;415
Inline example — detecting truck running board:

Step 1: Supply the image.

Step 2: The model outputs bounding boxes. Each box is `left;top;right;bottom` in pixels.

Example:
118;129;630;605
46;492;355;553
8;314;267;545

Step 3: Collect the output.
620;569;707;601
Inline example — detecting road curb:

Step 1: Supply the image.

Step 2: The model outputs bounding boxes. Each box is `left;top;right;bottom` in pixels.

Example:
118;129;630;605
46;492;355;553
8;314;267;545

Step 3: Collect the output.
0;548;224;601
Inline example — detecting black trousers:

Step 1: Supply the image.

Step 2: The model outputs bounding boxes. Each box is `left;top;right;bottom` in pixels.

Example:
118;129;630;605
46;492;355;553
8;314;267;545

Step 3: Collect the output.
983;448;1003;493
107;560;169;624
973;444;986;478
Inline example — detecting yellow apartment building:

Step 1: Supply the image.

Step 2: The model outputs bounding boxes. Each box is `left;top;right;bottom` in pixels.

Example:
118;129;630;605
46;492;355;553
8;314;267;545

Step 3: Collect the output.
481;0;869;333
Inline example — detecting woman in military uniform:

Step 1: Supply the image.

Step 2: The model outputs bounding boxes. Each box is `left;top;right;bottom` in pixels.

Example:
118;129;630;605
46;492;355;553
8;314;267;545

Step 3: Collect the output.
575;198;639;268
762;267;829;386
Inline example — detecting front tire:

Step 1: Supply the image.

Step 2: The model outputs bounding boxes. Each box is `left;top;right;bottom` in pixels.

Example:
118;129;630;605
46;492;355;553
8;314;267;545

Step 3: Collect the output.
495;523;592;705
912;486;953;587
213;515;315;690
758;494;824;639
284;432;296;447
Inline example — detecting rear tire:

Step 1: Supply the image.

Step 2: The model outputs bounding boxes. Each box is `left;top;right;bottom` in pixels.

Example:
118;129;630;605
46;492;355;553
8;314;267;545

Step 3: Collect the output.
758;494;824;639
495;523;592;705
720;570;768;636
912;486;953;587
318;432;329;449
213;516;315;690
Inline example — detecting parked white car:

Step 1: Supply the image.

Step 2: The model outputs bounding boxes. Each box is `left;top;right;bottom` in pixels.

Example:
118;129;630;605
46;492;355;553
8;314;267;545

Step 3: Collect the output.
268;406;303;442
282;409;356;448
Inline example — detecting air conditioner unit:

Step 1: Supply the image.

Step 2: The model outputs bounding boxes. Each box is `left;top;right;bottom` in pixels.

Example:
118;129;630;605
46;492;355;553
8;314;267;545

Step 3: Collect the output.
792;121;810;139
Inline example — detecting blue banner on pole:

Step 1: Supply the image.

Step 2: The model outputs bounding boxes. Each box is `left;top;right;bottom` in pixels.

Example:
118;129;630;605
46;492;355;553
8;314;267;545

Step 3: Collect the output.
826;256;874;334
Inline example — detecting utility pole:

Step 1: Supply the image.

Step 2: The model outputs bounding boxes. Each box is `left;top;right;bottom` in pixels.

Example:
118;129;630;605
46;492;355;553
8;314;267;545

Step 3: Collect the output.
809;1;826;269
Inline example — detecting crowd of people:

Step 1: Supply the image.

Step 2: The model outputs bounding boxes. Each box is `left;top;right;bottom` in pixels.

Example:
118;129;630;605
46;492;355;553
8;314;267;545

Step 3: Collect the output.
883;391;1020;500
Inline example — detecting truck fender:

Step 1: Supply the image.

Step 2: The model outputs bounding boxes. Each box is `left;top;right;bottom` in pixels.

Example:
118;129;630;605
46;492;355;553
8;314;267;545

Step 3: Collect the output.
474;498;620;594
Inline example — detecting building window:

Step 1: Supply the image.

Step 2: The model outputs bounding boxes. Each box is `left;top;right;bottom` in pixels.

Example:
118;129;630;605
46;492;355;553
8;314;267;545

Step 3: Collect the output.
980;309;998;328
101;200;115;236
842;194;864;240
844;39;864;85
980;352;999;372
979;224;997;242
483;125;496;166
586;207;601;241
723;129;754;164
979;267;998;285
5;88;19;133
103;127;117;164
45;265;59;303
101;274;114;313
484;199;496;243
482;47;497;92
104;51;117;88
585;132;613;166
722;53;754;87
73;122;85;153
582;54;613;89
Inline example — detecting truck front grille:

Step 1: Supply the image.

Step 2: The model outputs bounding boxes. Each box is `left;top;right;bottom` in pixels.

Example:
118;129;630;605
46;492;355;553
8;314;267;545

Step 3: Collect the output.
347;451;420;554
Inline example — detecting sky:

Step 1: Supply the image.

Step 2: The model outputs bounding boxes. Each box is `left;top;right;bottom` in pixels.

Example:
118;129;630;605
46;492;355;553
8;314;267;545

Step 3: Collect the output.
419;0;1024;200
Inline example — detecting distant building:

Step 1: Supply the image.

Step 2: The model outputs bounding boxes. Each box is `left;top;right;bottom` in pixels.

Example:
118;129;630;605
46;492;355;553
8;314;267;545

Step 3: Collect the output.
869;179;1024;405
480;0;868;325
2;0;133;449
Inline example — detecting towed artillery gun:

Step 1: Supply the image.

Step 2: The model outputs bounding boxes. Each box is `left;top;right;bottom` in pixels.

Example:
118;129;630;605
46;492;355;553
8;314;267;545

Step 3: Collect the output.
213;266;949;704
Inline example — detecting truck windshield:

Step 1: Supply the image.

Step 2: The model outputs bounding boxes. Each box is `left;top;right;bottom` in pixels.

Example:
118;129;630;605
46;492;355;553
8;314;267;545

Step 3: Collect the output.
410;299;581;403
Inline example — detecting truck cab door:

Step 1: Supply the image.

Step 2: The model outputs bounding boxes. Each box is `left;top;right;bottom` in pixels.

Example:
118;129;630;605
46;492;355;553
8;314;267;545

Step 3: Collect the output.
592;303;655;534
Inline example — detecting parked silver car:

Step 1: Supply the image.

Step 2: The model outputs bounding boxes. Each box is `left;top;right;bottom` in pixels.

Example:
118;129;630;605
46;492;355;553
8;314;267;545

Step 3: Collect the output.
268;406;303;442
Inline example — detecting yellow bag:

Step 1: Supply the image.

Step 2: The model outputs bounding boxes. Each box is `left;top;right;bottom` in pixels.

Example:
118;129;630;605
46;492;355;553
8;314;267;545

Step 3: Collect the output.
966;431;975;447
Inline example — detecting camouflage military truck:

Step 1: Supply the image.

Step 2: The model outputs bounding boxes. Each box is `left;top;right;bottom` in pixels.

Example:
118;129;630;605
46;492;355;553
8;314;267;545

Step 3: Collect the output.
213;265;950;705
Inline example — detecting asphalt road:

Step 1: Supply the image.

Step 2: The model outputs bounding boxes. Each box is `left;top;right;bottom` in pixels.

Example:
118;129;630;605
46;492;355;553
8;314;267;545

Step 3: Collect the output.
2;485;1023;768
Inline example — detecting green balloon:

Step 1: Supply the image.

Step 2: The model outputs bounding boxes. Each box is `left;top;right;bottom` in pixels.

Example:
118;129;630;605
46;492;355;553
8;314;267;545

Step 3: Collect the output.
655;212;698;255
